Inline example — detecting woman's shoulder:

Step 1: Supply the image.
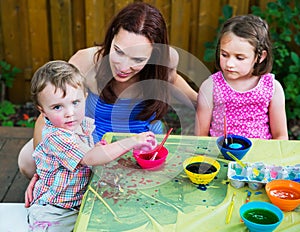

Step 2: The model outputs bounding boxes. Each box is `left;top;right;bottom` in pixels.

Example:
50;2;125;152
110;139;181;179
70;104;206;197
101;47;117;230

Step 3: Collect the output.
71;46;100;59
69;46;101;75
69;46;101;93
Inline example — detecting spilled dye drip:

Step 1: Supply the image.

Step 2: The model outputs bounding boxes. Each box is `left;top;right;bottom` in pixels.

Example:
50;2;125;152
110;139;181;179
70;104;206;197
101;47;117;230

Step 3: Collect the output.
29;221;59;231
197;184;207;191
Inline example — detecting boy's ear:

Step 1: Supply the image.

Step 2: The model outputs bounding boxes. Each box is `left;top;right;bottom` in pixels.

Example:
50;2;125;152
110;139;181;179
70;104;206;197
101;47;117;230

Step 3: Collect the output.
37;106;46;117
259;50;267;63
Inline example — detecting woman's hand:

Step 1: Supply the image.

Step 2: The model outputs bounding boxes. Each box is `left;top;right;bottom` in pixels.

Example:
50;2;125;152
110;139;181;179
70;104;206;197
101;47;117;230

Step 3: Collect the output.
24;173;39;208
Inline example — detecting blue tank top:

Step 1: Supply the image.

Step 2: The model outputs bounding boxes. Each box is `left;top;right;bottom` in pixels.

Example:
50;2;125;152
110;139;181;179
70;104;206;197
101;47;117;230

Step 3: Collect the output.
85;90;163;142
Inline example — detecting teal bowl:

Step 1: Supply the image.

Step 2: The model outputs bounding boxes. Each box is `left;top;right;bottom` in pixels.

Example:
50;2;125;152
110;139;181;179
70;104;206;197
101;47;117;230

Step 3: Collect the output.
240;201;283;232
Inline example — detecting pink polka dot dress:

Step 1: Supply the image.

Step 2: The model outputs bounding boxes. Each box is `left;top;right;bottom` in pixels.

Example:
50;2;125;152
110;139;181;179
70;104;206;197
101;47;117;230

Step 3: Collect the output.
210;71;274;139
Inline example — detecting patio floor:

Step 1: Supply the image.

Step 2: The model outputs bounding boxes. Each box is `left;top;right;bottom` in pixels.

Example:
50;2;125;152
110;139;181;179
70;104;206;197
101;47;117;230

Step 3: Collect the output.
0;127;32;203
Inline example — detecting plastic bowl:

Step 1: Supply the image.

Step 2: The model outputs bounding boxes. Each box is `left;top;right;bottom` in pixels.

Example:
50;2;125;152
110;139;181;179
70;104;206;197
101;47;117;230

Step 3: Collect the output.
240;201;284;232
217;134;252;161
265;179;300;211
133;146;168;170
183;156;220;185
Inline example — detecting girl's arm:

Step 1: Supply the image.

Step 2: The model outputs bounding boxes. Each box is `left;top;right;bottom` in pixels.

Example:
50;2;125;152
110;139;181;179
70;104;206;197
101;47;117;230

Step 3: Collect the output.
268;80;289;140
195;78;213;136
81;132;157;166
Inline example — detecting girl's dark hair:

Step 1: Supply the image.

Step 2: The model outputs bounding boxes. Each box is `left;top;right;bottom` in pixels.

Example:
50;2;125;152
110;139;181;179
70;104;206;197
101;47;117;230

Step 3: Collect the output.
95;2;170;121
215;14;273;76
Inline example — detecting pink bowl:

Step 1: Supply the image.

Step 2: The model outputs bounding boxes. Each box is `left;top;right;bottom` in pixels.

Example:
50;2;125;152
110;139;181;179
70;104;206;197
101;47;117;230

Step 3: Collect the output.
133;146;168;170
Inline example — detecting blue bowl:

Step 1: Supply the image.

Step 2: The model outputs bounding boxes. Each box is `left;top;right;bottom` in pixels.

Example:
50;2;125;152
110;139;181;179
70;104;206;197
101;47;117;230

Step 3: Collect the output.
240;201;283;232
216;134;252;160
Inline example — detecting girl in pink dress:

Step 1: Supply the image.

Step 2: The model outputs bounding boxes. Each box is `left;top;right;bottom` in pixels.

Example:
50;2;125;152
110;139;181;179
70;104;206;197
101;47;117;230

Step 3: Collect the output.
195;14;288;140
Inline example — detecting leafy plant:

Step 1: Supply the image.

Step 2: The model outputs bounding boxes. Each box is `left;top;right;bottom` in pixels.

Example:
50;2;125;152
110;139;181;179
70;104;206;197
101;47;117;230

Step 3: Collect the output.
0;100;16;126
0;61;35;127
0;101;37;127
251;0;300;123
16;114;36;128
0;60;21;102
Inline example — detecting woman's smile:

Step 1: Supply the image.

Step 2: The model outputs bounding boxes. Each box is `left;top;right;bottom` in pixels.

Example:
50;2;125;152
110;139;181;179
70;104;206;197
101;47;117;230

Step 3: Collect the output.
116;70;133;78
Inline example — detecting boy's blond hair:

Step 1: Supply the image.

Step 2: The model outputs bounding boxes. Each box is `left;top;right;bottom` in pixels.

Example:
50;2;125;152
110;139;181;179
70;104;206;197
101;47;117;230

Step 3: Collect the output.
31;60;86;108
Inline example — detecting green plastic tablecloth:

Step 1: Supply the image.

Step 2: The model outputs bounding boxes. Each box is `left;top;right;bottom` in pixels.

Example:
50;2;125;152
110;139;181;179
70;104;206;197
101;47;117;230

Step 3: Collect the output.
74;133;300;232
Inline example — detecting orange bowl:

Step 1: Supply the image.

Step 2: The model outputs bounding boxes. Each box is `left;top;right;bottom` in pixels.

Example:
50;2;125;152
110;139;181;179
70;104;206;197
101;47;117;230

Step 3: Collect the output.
265;180;300;211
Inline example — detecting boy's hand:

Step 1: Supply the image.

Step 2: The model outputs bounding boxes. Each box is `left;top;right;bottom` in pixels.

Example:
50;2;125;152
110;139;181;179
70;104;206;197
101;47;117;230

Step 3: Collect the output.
134;131;157;151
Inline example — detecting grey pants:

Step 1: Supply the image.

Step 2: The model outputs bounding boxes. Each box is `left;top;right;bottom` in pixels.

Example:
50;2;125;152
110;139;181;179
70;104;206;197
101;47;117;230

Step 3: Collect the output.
27;204;78;232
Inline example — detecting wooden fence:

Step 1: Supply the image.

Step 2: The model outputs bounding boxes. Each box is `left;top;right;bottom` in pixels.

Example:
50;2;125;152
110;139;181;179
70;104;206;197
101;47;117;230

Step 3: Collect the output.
0;0;273;103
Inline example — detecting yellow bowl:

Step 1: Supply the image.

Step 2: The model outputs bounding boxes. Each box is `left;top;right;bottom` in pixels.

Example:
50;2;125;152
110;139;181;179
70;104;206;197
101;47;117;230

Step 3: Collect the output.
183;156;220;185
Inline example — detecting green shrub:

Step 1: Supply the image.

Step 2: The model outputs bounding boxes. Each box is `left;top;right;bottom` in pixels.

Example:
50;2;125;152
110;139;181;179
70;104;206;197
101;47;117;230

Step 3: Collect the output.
0;60;36;127
251;0;300;122
0;60;21;102
0;100;16;126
